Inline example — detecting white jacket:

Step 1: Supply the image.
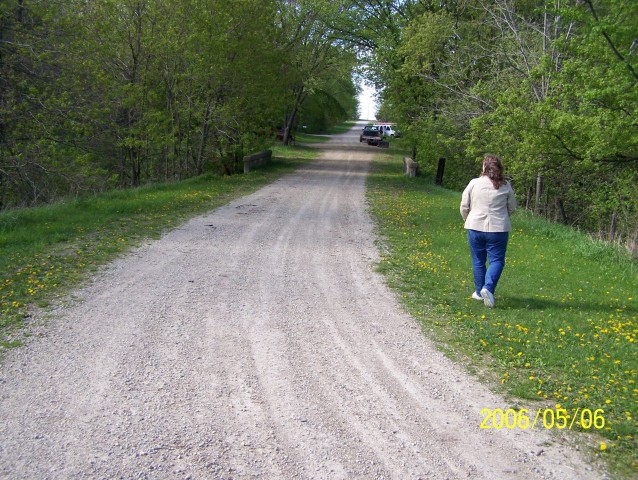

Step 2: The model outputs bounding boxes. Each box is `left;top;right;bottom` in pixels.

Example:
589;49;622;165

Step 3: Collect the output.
460;176;517;232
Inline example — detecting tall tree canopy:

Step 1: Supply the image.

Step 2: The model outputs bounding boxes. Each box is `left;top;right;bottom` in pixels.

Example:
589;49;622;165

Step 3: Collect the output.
0;0;358;207
337;0;637;252
2;0;636;252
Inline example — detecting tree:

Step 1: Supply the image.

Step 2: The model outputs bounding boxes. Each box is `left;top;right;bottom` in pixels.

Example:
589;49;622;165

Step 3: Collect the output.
274;0;358;145
297;67;359;132
0;0;362;208
337;0;638;251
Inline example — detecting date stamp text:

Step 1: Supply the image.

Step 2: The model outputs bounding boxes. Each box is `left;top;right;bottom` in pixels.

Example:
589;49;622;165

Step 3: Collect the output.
480;407;606;430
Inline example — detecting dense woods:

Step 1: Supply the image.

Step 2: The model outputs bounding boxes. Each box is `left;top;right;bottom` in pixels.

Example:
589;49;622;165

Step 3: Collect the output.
2;0;637;254
0;0;357;207
341;0;637;254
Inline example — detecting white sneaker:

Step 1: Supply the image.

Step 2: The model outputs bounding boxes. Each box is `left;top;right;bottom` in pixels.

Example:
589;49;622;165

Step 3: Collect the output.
472;292;482;301
480;288;495;308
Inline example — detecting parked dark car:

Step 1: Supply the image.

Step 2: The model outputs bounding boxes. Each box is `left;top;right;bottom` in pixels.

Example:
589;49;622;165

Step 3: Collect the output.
359;125;382;145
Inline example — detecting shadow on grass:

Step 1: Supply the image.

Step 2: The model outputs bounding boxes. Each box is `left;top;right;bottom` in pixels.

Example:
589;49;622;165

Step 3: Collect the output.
500;296;638;315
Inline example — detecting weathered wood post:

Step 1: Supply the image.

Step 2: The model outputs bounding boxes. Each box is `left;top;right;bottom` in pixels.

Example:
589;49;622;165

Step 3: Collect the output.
403;157;418;177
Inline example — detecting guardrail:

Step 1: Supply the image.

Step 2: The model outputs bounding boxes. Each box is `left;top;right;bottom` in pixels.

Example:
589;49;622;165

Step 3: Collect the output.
243;150;272;173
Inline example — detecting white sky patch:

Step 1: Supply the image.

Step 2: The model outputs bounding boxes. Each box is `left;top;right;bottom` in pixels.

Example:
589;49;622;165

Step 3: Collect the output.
357;83;377;120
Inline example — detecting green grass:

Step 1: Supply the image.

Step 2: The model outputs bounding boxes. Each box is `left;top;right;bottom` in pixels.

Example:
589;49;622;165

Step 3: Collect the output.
295;120;358;143
322;120;358;135
294;132;331;144
367;151;637;478
0;146;317;348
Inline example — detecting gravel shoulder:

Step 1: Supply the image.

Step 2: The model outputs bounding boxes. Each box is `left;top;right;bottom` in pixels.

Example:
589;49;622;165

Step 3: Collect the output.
0;126;605;479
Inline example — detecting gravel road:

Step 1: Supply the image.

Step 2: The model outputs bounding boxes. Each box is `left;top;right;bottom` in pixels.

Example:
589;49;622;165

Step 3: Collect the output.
0;126;605;479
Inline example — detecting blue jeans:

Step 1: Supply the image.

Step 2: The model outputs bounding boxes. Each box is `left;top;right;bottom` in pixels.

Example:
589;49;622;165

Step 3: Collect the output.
467;230;509;296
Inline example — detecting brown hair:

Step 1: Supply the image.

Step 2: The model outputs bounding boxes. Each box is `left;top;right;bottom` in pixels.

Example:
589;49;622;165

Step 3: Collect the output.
482;154;505;189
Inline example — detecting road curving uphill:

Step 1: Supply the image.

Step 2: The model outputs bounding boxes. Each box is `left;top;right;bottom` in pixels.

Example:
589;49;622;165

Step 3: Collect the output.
0;125;605;479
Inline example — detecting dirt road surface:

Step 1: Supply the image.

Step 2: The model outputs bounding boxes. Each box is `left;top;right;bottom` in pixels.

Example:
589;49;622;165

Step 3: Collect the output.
0;126;605;479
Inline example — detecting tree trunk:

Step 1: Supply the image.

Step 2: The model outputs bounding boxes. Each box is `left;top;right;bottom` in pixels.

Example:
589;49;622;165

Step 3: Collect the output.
435;158;445;185
283;85;306;146
534;173;543;214
131;148;141;187
196;102;212;176
609;210;618;242
556;198;567;225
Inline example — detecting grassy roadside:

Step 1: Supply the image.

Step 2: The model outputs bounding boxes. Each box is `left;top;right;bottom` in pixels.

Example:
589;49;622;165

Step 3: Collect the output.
295;120;357;143
0;145;319;349
366;151;637;477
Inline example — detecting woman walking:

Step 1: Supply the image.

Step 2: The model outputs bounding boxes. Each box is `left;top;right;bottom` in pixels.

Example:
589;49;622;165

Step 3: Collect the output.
460;155;517;308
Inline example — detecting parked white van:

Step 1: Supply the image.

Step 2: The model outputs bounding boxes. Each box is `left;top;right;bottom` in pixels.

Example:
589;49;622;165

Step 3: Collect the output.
376;124;396;137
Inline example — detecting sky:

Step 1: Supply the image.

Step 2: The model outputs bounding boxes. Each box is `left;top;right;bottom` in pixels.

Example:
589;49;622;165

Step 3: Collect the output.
357;83;377;120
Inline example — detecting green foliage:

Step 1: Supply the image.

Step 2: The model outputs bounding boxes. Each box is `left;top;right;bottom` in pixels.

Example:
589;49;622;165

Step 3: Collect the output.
358;0;638;255
273;0;359;142
298;73;359;132
0;0;358;208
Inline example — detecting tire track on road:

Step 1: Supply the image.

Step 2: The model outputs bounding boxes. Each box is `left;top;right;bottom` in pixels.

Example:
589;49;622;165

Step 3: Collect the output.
0;126;605;479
